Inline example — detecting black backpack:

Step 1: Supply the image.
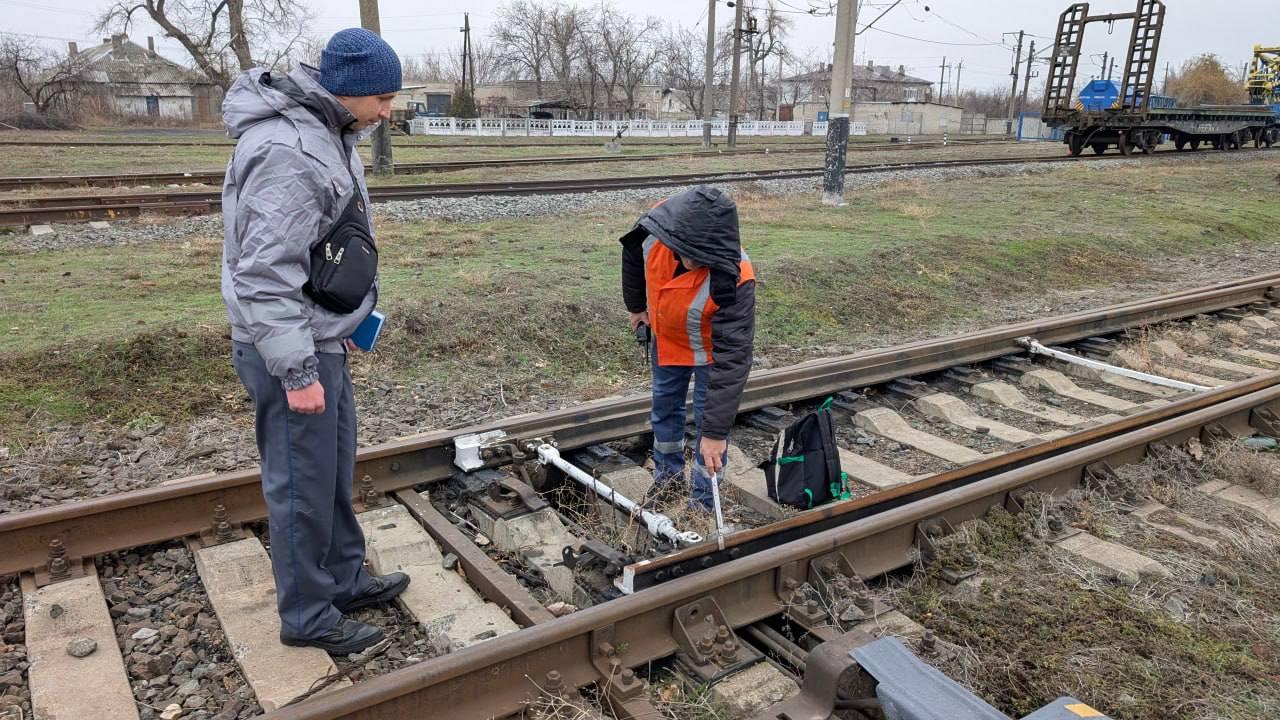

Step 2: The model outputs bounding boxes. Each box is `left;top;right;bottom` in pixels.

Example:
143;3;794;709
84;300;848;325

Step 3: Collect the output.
764;399;845;509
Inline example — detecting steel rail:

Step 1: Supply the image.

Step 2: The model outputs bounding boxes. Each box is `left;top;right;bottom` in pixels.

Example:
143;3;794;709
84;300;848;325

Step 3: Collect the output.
0;135;992;149
259;378;1280;720
0;153;1113;226
0;140;1008;190
0;273;1274;578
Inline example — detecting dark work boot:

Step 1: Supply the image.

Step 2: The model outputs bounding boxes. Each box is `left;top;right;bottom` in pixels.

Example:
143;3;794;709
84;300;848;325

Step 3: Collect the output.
280;617;384;655
335;572;411;613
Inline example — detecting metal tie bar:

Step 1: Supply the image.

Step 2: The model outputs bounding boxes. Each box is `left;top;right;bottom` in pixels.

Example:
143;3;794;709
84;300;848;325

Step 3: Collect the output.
1017;336;1214;392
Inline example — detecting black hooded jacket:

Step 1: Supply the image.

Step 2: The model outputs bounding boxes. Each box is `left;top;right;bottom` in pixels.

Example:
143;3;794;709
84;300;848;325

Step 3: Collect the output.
620;186;756;440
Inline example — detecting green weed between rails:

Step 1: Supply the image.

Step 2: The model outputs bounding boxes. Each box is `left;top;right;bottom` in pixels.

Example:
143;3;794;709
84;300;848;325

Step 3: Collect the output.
0;159;1277;446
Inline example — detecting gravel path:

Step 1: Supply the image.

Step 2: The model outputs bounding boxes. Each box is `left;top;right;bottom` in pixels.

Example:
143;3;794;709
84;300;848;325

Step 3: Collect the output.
6;151;1270;253
100;544;260;720
0;579;29;720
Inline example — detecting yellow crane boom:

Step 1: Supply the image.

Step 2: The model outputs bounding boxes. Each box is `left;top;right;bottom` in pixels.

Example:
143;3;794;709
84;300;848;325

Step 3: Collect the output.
1247;45;1280;105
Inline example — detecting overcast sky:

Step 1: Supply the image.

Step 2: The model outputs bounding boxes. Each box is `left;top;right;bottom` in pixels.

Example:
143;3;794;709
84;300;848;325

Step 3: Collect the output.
2;0;1264;93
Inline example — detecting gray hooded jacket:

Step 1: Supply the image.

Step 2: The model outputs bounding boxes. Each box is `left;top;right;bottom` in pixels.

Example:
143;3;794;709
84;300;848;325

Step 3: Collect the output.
221;64;378;390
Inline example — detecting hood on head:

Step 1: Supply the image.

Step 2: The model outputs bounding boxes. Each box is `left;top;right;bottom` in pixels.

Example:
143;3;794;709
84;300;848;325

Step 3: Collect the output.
222;65;357;139
632;186;742;281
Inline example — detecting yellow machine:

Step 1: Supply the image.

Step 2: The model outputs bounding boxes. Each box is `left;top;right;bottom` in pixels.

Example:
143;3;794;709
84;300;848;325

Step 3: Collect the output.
1247;45;1280;106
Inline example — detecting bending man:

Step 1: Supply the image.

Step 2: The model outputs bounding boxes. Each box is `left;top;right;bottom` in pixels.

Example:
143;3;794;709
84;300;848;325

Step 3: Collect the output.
619;186;757;509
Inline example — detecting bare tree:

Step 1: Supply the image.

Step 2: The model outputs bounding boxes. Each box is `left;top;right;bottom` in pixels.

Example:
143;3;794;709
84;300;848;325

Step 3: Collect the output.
0;36;88;115
600;8;662;117
659;20;735;119
744;1;790;118
492;0;552;95
94;0;312;90
657;25;706;117
544;5;584;115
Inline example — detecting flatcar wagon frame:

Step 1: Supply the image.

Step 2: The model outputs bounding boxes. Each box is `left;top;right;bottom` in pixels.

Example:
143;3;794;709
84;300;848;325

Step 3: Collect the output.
1042;0;1280;155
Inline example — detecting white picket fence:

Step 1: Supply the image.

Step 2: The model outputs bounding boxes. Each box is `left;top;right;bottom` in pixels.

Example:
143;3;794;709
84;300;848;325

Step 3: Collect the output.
408;117;808;137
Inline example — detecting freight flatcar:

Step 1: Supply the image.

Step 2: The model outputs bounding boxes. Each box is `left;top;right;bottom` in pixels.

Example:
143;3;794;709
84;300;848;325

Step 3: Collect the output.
1042;1;1279;155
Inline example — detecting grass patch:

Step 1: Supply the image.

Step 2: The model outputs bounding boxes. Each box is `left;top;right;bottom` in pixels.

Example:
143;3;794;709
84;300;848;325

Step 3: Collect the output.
890;456;1280;719
2;158;1278;445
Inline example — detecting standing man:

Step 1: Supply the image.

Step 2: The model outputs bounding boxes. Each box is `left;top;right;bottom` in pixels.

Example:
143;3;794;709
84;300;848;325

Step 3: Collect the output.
619;186;757;509
221;28;409;655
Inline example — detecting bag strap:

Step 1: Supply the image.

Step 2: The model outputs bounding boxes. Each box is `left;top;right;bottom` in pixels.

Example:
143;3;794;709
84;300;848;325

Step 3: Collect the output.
817;407;839;485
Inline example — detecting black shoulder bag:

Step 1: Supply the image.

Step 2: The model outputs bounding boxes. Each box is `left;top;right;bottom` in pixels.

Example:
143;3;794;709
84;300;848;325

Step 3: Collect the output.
303;163;378;314
764;398;845;510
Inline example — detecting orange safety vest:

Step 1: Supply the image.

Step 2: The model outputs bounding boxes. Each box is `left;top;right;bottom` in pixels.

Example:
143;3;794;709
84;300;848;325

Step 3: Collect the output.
643;235;755;367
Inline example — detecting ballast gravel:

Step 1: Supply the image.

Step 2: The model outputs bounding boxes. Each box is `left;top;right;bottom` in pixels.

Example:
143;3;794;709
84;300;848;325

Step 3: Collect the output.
8;152;1270;253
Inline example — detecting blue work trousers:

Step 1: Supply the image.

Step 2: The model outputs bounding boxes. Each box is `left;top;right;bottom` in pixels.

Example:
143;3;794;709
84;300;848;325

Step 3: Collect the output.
650;345;728;509
232;341;370;640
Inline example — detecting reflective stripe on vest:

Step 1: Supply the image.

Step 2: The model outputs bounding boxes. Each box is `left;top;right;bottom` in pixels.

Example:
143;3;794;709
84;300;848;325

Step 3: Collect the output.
642;235;754;367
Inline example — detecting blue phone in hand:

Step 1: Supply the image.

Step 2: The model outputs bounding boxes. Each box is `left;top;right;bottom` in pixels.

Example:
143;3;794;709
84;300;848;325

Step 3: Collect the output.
350;310;385;352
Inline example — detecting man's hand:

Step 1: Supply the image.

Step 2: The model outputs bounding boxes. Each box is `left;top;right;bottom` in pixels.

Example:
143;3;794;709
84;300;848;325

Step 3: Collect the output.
287;381;326;414
628;311;650;332
700;437;728;475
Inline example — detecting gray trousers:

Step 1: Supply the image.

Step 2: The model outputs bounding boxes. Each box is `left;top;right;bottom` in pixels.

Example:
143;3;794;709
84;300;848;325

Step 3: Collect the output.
232;341;370;639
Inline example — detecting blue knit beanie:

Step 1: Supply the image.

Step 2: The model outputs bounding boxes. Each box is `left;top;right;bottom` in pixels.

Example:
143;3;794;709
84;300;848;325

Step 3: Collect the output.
319;28;402;97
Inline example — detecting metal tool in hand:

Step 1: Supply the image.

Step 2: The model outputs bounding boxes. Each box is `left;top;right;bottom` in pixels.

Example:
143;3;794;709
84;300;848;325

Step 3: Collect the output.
709;470;727;551
635;322;651;367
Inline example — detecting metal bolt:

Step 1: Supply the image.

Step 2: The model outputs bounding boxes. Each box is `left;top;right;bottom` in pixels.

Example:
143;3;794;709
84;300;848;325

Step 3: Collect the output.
544;669;563;692
783;578;800;591
697;633;715;654
481;447;494;460
620;668;636;685
819;560;837;575
360;476;379;506
719;639;739;662
212;504;233;543
854;592;874;612
716;624;731;642
962;549;979;568
48;538;70;581
389;462;401;472
805;599;820;616
921;629;937;652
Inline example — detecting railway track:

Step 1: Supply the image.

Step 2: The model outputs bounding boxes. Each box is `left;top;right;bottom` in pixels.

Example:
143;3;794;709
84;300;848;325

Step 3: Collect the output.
0;139;1007;191
5;274;1280;719
0;153;1117;227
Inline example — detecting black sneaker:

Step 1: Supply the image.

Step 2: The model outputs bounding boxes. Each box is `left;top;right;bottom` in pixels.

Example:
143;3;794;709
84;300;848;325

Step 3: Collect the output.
335;572;410;613
281;618;384;655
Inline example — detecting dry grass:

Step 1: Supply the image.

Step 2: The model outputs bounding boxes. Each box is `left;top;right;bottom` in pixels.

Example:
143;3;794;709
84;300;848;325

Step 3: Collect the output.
880;441;1280;720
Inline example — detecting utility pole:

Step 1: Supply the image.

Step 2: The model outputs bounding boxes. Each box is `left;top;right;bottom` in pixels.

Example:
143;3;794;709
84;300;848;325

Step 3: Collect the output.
464;13;474;95
460;13;469;96
1162;61;1170;94
776;46;784;120
1108;57;1116;83
1099;51;1108;80
727;0;746;148
938;56;947;104
822;0;858;206
953;59;963;104
1019;40;1036;125
701;0;716;148
1006;29;1024;135
359;0;393;174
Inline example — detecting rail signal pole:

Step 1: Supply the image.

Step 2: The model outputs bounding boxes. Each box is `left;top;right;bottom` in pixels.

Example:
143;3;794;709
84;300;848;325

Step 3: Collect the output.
359;0;393;174
822;0;858;205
